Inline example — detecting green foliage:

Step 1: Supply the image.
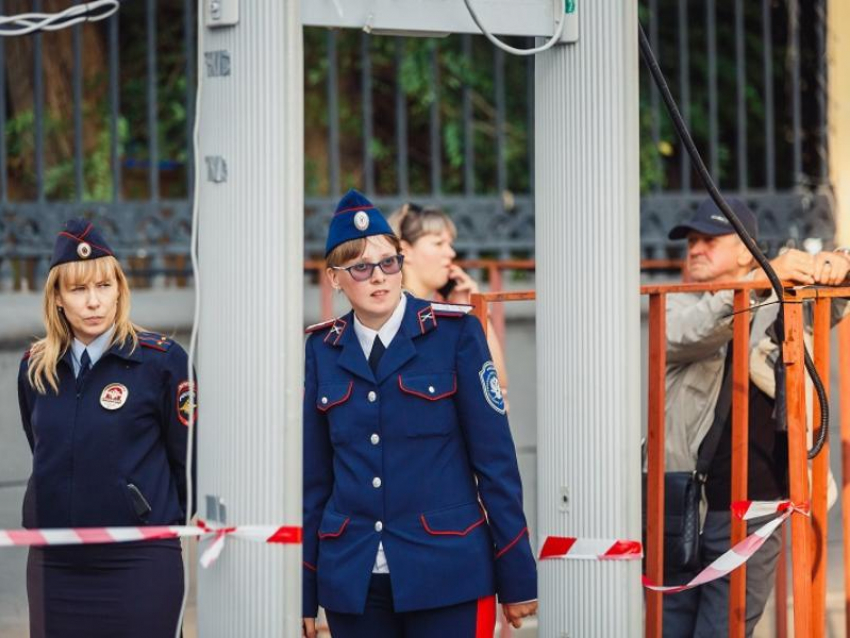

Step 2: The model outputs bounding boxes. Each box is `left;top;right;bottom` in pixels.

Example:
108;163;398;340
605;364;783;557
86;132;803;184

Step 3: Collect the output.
5;108;128;201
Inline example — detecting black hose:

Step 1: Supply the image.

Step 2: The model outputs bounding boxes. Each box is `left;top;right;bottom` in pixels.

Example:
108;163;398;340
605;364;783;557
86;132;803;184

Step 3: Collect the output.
637;22;828;459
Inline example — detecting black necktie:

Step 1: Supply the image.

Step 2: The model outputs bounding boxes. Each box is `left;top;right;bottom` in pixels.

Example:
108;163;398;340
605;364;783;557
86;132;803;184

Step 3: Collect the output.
368;337;386;374
77;349;91;390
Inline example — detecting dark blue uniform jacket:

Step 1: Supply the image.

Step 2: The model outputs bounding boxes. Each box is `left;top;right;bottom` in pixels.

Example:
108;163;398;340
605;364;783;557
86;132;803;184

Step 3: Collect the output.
17;333;195;529
303;295;537;616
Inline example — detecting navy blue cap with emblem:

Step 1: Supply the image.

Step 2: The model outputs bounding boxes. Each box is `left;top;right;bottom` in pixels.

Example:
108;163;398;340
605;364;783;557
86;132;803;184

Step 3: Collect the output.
668;197;758;241
325;189;395;256
49;218;114;270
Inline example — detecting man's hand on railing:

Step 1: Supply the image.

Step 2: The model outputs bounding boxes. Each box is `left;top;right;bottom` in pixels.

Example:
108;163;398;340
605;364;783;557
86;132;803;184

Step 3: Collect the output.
753;249;815;286
813;251;850;286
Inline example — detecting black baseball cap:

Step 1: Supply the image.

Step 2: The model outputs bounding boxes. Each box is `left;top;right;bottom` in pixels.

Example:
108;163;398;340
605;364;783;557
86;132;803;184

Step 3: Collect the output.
668;197;758;241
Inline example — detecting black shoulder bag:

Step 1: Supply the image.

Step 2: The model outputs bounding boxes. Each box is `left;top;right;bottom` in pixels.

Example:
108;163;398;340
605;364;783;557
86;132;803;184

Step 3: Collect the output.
644;344;734;573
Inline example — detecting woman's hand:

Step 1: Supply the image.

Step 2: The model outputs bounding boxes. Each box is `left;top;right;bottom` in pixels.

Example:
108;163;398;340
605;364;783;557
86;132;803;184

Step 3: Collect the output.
502;600;538;629
302;617;317;638
445;265;479;304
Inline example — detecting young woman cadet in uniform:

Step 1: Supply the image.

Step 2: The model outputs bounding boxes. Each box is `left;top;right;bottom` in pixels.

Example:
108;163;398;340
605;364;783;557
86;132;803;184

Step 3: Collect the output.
387;203;510;407
302;190;537;638
18;219;195;638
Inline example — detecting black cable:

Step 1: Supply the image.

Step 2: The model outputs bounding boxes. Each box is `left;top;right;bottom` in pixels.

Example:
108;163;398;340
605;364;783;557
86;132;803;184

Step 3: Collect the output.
637;23;828;459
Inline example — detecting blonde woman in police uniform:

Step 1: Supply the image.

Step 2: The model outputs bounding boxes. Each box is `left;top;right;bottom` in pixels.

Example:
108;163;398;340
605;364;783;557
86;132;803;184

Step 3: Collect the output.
302;190;537;638
18;219;195;638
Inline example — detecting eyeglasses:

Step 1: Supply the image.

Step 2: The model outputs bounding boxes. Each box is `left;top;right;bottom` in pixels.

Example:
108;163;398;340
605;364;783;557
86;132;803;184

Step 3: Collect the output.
332;254;405;282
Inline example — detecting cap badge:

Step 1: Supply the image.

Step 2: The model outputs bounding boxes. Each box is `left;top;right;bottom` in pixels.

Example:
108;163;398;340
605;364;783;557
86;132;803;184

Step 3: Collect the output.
77;242;92;259
100;383;129;410
353;211;370;231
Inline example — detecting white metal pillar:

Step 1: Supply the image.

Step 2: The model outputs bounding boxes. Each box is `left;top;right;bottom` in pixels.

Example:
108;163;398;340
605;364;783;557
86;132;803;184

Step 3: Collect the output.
196;1;304;635
535;2;643;634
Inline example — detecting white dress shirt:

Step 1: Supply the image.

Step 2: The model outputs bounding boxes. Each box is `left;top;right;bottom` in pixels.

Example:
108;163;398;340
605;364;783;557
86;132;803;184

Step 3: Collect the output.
71;325;116;377
352;294;407;574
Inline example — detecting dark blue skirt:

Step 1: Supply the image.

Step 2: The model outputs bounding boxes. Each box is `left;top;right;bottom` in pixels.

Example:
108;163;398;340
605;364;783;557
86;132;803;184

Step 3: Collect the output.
27;540;184;638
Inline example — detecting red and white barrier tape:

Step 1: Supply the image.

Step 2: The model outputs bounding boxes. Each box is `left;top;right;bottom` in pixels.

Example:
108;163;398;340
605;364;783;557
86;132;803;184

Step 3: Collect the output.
0;522;301;569
642;500;807;594
539;537;643;561
538;499;807;595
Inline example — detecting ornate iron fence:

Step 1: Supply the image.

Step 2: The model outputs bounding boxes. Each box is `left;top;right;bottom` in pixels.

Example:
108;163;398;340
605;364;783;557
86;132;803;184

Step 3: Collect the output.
0;0;833;290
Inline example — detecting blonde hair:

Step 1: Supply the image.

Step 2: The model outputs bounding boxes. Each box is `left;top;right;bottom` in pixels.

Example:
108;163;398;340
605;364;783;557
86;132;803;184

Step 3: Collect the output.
387;203;457;245
27;256;139;394
325;234;402;268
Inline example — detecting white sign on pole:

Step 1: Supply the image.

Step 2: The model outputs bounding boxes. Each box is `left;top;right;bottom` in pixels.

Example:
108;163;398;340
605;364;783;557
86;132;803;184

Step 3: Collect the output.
302;0;578;42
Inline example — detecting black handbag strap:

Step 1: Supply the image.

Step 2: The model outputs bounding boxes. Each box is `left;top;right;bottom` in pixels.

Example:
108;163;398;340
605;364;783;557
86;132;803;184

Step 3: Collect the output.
695;341;735;478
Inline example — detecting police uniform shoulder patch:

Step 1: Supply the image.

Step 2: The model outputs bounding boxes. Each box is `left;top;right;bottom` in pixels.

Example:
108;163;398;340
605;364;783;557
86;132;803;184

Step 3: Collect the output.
305;318;336;335
138;332;174;352
176;380;197;427
431;302;473;317
479;360;505;415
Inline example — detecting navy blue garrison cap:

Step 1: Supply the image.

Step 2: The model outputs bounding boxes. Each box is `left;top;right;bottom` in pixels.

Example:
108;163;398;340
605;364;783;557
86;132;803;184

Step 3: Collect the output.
668;197;758;241
49;219;114;270
325;189;395;256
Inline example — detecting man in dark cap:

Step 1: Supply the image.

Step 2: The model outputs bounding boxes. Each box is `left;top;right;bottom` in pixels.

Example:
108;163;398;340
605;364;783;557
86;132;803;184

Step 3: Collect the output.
660;197;850;636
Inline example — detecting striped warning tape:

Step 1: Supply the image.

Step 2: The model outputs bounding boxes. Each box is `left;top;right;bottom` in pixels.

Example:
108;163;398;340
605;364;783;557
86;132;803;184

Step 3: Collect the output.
538;499;806;595
539;537;643;561
0;522;301;568
642;500;807;593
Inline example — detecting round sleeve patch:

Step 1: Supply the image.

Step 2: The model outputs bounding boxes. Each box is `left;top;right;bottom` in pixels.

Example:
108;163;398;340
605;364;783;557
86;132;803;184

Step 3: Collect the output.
177;381;197;426
478;361;506;415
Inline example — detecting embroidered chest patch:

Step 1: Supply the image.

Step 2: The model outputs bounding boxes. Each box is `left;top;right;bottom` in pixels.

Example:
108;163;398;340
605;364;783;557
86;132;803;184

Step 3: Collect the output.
100;383;129;410
478;361;505;415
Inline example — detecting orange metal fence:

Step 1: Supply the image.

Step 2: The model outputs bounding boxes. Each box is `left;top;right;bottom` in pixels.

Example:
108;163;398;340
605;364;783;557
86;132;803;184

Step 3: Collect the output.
641;281;850;638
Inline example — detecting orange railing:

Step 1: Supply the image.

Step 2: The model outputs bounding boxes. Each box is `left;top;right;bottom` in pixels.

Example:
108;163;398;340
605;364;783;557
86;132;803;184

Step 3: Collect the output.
642;281;850;638
305;257;676;330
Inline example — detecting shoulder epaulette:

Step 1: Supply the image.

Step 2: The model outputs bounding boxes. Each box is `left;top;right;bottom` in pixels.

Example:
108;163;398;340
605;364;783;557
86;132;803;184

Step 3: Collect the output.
305;318;336;334
322;317;348;346
431;302;473;317
138;331;174;352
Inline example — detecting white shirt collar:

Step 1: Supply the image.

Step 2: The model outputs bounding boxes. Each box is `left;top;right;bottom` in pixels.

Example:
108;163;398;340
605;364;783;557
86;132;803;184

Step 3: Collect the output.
71;324;116;374
353;294;407;358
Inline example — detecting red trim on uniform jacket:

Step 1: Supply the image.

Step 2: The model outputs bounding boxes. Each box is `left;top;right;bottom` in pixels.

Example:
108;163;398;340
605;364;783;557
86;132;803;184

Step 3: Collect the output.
317;381;353;413
417;306;438;334
397;374;457;401
475;595;496;638
495;527;529;559
303;561;317;572
420;511;486;536
318;517;350;539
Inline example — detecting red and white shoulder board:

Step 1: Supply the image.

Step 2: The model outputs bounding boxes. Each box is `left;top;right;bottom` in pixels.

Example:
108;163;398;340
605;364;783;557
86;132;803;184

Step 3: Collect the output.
431;302;473;317
305;318;336;334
